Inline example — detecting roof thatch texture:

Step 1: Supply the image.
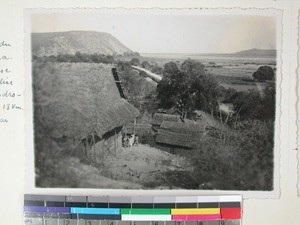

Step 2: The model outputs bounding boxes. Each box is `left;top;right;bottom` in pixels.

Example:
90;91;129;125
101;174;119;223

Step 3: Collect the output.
151;113;180;126
155;121;206;148
33;61;139;141
160;121;206;134
124;123;153;134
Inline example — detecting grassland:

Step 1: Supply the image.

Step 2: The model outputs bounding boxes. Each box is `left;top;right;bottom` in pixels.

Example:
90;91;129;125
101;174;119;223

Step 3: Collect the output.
119;53;276;92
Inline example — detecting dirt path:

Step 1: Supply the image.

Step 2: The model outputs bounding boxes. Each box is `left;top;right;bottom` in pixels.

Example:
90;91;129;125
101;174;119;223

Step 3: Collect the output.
101;144;194;189
132;66;162;82
39;142;196;189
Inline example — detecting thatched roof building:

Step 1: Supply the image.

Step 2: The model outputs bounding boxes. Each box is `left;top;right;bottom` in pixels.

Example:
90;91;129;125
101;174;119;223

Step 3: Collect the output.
124;123;153;135
33;61;139;142
151;113;181;126
155;121;206;149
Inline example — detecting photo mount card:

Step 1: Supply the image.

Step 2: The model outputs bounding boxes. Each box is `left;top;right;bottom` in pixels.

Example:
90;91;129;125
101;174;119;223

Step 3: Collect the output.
24;8;282;199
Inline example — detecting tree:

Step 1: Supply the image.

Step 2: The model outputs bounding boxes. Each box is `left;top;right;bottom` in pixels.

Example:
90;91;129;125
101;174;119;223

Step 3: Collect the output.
163;61;180;75
260;82;276;120
117;61;131;71
141;61;151;70
252;66;275;81
230;89;262;120
157;59;220;120
139;70;148;78
151;65;163;74
229;82;275;122
130;58;140;66
74;51;90;63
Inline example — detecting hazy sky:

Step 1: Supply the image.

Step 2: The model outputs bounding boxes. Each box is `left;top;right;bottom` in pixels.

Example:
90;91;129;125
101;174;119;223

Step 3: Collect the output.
31;13;276;54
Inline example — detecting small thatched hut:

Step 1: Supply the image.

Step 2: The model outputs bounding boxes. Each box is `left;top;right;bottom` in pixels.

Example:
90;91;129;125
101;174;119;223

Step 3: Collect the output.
155;121;206;155
33;61;139;164
123;123;155;146
151;113;181;131
124;123;153;136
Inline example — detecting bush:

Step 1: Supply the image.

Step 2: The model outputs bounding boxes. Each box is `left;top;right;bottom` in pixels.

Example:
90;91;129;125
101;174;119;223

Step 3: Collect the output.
39;52;114;64
229;83;275;121
116;61;156;109
130;58;140;66
151;66;163;74
141;61;151;69
190;119;274;190
117;61;132;71
139;70;148;78
253;66;274;81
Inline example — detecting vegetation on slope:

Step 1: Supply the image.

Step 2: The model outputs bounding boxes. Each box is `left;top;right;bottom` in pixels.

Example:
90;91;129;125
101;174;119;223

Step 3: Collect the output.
32;31;139;57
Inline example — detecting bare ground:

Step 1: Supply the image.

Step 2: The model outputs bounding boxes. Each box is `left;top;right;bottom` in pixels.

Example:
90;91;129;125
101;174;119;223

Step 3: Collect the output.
99;144;195;189
38;157;143;189
39;144;195;189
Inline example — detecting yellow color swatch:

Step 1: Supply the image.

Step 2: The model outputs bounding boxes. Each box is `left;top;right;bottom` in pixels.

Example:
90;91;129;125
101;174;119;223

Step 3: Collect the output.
171;208;220;215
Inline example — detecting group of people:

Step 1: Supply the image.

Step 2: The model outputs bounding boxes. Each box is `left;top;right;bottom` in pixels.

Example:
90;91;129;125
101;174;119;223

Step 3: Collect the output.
122;133;139;148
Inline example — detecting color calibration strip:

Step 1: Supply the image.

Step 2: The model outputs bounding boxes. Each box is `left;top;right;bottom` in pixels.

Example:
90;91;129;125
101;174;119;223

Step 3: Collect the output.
24;195;242;225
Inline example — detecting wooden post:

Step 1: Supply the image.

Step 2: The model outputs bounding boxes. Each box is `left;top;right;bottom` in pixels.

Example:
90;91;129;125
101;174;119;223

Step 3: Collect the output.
114;128;117;155
134;118;136;135
92;134;96;162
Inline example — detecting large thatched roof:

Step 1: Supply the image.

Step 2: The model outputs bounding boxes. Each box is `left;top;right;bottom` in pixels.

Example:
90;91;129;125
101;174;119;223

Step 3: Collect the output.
33;61;139;141
155;121;206;148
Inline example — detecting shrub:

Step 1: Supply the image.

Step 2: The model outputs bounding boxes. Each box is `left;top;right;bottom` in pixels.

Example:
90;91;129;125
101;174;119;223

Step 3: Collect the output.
190;119;274;190
139;70;148;78
151;66;163;74
37;52;114;64
130;58;140;66
229;83;275;121
141;61;151;69
253;66;274;81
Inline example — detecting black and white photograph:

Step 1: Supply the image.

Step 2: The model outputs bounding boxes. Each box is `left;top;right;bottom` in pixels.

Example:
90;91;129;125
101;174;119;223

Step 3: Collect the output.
28;9;280;191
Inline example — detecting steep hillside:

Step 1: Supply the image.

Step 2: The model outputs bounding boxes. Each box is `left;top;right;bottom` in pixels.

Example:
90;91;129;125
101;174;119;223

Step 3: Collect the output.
234;48;276;57
32;31;133;56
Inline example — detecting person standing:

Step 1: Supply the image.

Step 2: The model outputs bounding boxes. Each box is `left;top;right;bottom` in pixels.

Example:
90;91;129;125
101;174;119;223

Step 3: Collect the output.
134;135;139;146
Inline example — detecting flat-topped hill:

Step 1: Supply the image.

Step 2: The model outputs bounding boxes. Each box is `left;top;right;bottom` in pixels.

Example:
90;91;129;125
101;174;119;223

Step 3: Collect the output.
32;31;133;56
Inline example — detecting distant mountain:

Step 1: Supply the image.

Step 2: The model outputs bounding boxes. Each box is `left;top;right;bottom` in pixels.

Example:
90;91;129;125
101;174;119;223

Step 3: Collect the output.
32;31;134;57
233;48;276;57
